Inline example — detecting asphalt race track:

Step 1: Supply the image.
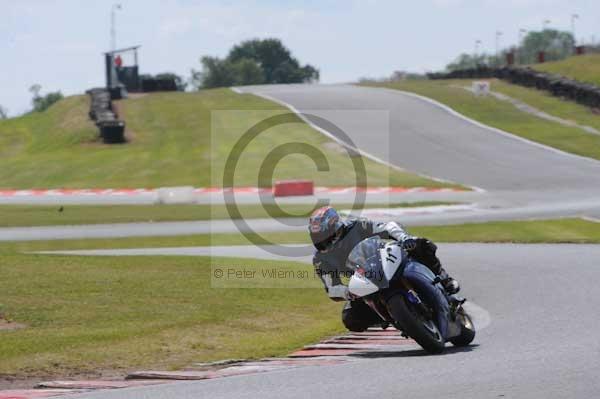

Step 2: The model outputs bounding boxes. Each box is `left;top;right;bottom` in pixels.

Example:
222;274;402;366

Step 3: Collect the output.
17;84;600;398
68;244;600;399
235;84;600;217
237;84;600;193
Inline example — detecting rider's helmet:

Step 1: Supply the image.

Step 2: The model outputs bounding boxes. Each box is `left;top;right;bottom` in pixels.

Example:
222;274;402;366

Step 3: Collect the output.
308;206;344;252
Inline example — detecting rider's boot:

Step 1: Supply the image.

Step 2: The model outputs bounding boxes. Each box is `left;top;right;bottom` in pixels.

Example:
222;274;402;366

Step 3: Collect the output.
439;268;460;295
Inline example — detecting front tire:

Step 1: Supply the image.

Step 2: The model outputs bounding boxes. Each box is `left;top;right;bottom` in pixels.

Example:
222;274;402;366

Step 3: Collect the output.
449;310;476;347
387;294;445;354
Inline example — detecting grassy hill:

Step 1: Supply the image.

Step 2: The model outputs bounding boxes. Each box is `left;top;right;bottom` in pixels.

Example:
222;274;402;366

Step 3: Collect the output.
531;54;600;86
0;89;451;189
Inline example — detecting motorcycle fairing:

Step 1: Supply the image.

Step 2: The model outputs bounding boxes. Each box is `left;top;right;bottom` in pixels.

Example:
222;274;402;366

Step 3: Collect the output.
380;243;403;281
348;273;379;297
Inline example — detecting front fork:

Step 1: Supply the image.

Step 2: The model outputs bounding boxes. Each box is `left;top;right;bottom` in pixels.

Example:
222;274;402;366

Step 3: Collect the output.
363;296;394;324
433;276;466;320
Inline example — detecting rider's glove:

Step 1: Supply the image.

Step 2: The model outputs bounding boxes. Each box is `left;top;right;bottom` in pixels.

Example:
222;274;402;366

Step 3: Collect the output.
402;237;418;252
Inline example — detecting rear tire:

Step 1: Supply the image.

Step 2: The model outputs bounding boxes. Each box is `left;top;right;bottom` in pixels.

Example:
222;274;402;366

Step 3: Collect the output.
387;294;445;354
449;310;476;347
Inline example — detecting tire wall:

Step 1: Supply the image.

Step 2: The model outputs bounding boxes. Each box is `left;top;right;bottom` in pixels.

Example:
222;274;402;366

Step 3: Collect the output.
85;88;126;144
428;67;600;108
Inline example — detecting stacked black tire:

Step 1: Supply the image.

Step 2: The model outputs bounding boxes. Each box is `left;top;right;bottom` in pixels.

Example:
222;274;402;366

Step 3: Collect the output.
496;68;600;108
86;88;126;144
428;67;600;109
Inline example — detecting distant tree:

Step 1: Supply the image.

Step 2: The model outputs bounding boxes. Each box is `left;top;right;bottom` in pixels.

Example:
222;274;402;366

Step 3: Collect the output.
193;56;237;89
445;53;496;71
230;58;265;85
228;38;318;83
140;73;187;91
444;29;576;72
189;69;203;91
301;64;320;83
446;54;479;71
155;72;188;91
192;57;265;89
35;92;64;112
193;38;319;89
520;29;574;64
0;105;7;119
29;84;63;112
29;84;41;99
358;70;426;84
389;70;420;81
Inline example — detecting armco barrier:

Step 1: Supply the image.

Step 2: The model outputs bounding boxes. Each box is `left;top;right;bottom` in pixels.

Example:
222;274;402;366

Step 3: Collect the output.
156;186;196;204
428;67;600;109
273;180;314;197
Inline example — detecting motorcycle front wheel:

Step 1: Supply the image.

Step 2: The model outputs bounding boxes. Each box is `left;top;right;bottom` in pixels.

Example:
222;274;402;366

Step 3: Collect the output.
449;308;476;347
387;293;445;354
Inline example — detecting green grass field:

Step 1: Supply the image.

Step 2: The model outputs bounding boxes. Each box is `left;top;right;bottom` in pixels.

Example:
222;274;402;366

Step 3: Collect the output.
0;254;340;380
2;217;600;381
488;78;600;132
531;54;600;86
0;202;453;227
0;89;451;189
363;79;600;160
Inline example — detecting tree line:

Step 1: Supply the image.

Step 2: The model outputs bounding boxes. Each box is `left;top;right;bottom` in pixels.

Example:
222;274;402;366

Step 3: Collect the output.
446;29;576;71
142;38;319;91
1;38;317;119
0;85;65;119
191;38;319;89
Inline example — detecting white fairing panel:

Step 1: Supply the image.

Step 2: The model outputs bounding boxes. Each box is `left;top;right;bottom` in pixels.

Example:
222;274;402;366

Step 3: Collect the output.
380;243;403;281
348;273;379;297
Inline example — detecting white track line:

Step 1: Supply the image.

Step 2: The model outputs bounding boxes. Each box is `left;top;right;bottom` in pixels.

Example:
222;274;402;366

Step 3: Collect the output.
340;204;477;218
582;216;600;223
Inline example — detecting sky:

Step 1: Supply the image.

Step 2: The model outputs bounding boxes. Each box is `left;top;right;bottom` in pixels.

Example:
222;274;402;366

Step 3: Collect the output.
1;0;599;116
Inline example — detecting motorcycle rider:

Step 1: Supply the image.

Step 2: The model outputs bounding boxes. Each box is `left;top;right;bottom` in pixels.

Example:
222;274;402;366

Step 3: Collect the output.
309;206;460;332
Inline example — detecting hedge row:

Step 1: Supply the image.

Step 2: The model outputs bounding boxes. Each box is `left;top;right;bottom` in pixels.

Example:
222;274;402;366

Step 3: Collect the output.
140;78;177;92
427;67;600;108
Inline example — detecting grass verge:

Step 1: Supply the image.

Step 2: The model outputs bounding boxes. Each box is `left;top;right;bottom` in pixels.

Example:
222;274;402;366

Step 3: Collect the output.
363;79;600;160
530;54;600;86
0;89;451;189
0;201;454;227
0;255;339;380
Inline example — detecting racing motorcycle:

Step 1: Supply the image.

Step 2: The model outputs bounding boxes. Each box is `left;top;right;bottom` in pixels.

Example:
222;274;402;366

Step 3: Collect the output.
346;237;475;354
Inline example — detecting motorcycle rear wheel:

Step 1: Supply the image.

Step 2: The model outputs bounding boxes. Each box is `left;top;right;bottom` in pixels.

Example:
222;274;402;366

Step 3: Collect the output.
387;294;445;354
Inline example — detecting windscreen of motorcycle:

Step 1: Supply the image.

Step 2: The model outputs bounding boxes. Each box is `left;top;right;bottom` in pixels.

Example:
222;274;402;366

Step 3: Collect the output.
346;237;389;289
